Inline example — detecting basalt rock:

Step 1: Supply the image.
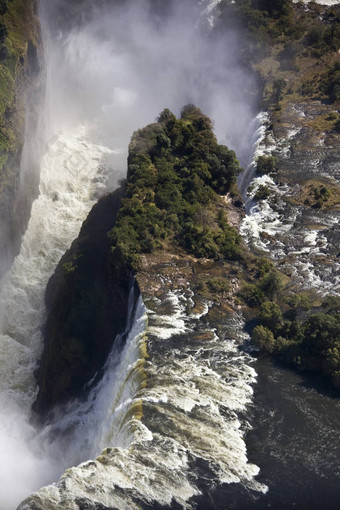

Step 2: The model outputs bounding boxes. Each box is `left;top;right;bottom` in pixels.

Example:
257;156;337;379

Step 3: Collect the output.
33;187;140;418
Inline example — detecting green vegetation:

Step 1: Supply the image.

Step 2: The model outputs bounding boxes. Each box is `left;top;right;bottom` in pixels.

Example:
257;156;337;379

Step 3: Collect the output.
0;0;39;173
252;325;275;353
108;106;243;271
239;258;340;389
249;290;340;388
239;264;283;306
217;0;340;110
254;184;271;201
256;155;278;175
197;277;230;298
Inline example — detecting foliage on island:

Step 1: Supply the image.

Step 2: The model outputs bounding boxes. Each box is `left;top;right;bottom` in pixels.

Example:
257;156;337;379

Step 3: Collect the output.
239;271;340;388
256;155;278;175
108;106;243;271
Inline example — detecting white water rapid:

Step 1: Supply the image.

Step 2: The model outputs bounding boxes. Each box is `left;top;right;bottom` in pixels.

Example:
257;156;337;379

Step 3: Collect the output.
0;125;116;508
239;110;340;295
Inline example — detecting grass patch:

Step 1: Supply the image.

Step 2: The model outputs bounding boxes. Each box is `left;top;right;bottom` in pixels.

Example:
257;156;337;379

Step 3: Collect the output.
289;179;340;209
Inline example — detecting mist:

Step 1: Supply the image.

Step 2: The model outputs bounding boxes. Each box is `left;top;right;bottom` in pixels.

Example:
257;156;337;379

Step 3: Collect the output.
41;0;257;171
0;0;259;507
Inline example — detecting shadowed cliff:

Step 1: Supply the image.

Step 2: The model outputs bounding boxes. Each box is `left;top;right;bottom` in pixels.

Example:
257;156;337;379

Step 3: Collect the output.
33;186;140;417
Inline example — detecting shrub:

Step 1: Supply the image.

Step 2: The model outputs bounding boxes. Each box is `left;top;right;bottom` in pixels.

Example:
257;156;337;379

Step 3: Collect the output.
205;278;230;295
254;184;271;200
258;270;283;299
256;155;278;175
322;295;340;312
259;301;283;330
302;313;340;353
239;283;265;307
252;325;275;353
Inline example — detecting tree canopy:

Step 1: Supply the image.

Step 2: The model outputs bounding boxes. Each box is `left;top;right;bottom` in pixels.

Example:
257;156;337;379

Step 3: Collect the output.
108;107;243;271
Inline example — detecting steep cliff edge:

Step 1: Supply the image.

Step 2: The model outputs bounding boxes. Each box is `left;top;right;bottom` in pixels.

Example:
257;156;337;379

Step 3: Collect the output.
0;0;42;273
33;186;140;416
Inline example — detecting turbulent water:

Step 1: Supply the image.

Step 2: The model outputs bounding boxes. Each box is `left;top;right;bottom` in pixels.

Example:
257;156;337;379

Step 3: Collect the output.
0;0;339;508
0;125;115;508
19;286;267;509
240;112;340;295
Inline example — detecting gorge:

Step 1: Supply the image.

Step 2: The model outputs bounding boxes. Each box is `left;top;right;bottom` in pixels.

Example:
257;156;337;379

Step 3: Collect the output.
0;1;338;509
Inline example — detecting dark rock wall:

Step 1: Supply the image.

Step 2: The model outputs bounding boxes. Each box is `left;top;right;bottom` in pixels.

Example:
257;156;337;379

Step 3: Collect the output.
33;187;140;417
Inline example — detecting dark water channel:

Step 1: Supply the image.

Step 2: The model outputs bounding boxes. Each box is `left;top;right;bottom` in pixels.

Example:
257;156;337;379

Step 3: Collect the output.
191;357;340;510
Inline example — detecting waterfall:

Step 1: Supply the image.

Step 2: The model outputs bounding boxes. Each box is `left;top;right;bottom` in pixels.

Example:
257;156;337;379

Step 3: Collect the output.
237;111;269;201
0;0;268;508
18;287;267;510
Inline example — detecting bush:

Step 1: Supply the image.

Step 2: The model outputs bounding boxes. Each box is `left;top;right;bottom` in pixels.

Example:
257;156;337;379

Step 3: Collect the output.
302;313;340;353
252;325;275;353
322;295;340;312
254;184;271;200
258;270;283;298
259;301;283;330
239;283;265;307
256;155;278;175
205;278;230;295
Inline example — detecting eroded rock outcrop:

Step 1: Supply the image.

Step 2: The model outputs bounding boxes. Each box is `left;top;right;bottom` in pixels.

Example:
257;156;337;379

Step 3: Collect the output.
33;187;140;416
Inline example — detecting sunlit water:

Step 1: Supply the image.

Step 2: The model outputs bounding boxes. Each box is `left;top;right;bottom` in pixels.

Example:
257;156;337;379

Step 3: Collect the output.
3;0;340;508
0;126;115;508
19;288;266;509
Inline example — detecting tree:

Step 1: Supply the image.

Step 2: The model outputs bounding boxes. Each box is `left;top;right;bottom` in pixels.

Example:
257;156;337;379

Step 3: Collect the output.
258;270;283;299
240;283;265;307
256;155;278;175
302;313;340;353
254;184;270;200
252;325;275;353
259;301;283;330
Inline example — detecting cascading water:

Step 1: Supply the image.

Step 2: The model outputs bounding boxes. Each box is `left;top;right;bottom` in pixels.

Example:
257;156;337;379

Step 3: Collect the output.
0;124;116;508
0;0;264;507
239;109;340;295
19;281;267;510
1;0;339;508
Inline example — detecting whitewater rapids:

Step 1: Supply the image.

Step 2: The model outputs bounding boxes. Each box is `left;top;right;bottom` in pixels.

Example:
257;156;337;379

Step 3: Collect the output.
19;287;266;510
0;126;115;508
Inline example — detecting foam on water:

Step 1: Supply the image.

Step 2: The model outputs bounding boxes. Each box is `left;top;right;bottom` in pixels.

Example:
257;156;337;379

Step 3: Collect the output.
293;0;340;4
19;289;266;509
0;125;115;508
238;111;269;197
240;111;340;294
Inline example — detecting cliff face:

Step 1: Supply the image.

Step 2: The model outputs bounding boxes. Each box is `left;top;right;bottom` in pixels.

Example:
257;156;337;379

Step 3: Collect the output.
33;187;140;417
0;0;42;274
32;106;249;416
